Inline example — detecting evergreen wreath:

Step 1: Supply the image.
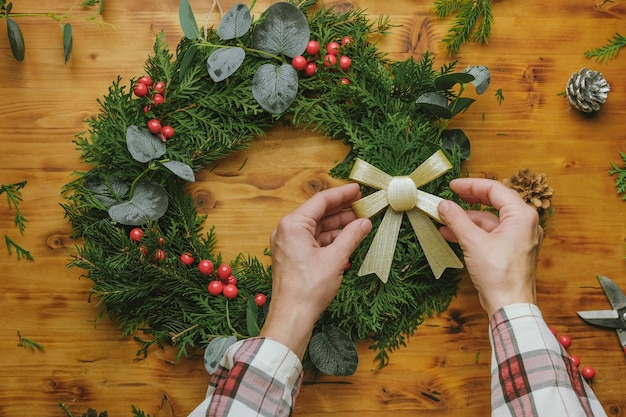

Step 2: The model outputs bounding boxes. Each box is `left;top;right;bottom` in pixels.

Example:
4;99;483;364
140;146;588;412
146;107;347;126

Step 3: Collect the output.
62;0;490;375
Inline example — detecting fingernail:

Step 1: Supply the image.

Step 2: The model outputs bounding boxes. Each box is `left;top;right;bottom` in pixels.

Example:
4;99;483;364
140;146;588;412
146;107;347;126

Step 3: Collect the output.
438;200;451;217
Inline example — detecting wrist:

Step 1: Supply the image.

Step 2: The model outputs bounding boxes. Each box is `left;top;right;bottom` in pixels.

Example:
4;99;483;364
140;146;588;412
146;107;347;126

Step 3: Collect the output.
260;303;318;359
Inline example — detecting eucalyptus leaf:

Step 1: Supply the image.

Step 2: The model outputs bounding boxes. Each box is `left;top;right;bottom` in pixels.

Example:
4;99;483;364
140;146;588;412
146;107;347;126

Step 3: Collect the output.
179;44;197;81
62;23;72;64
161;160;195;182
85;174;130;208
126;125;167;163
433;72;475;90
108;182;168;225
179;0;200;40
450;97;476;116
252;2;309;58
246;297;260;337
204;336;237;374
440;129;471;160
6;17;25;61
217;3;252;40
416;92;452;119
464;65;490;95
207;47;246;82
308;326;358;376
252;63;298;114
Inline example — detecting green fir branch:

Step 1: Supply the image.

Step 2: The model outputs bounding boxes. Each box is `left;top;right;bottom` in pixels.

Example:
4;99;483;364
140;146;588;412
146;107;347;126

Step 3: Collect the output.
5;233;33;260
1;180;28;234
585;33;626;63
434;0;494;55
609;152;626;199
17;331;44;350
495;88;504;104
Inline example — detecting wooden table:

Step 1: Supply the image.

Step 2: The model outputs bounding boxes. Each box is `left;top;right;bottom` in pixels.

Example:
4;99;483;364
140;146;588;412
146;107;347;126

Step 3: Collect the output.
1;0;625;415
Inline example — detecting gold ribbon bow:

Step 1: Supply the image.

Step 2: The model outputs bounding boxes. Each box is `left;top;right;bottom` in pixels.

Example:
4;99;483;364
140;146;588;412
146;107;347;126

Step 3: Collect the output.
349;150;463;282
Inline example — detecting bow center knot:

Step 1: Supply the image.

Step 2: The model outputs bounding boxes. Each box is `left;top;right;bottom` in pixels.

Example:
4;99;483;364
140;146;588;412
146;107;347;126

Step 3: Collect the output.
387;176;417;212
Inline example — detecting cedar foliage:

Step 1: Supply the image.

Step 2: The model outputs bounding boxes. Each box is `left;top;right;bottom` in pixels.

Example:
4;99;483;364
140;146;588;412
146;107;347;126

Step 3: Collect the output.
62;1;473;370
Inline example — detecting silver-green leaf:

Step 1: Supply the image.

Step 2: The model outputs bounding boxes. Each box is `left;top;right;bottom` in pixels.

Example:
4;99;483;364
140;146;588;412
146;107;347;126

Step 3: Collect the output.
126;125;167;163
217;3;252;40
62;23;72;64
416;92;452;119
108;182;168;225
6;17;25;61
85;174;129;208
309;326;358;376
252;63;298;114
179;0;200;40
207;47;246;82
465;65;491;95
204;336;237;374
252;2;309;58
161;160;195;182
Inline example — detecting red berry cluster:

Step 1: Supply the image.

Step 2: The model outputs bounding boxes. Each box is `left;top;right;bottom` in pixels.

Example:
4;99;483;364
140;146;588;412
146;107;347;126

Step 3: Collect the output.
129;227;166;261
132;75;175;142
291;36;353;84
550;327;596;382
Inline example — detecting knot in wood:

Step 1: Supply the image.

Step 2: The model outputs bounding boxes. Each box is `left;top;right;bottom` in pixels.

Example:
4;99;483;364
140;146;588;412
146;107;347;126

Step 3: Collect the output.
387;176;417;212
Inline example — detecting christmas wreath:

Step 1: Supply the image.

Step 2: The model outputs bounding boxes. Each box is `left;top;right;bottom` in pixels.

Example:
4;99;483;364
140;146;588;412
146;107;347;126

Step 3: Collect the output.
62;0;491;375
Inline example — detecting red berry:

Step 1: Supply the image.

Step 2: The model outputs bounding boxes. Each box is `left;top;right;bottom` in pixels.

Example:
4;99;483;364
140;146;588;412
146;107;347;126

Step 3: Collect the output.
161;125;175;141
180;252;194;266
138;76;153;86
222;283;238;299
549;326;557;336
323;54;336;67
339;55;352;71
129;227;144;242
292;55;307;71
341;77;351;85
153;81;166;94
133;82;148;97
326;41;340;55
147;119;162;134
558;334;572;349
569;354;580;367
224;275;237;286
157;237;165;245
152;93;165;105
341;36;353;46
217;264;232;279
138;245;148;255
154;248;166;261
255;293;267;307
305;40;320;55
304;62;317;77
207;280;223;296
198;259;215;275
581;366;595;381
143;105;151;114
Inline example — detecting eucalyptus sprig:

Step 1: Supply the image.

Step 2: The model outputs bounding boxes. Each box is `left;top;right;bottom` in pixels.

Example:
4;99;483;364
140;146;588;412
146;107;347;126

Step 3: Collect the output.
433;0;494;55
585;33;626;63
0;0;112;63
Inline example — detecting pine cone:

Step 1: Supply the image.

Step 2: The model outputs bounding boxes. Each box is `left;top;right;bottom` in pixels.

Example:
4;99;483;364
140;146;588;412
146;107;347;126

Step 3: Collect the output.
565;67;610;113
502;169;554;211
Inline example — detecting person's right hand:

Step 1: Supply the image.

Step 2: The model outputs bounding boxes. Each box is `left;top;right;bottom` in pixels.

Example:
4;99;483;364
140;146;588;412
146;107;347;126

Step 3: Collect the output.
437;178;544;316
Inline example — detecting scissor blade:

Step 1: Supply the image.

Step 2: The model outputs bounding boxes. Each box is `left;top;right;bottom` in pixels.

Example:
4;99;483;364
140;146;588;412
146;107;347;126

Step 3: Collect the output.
577;310;624;328
598;275;626;310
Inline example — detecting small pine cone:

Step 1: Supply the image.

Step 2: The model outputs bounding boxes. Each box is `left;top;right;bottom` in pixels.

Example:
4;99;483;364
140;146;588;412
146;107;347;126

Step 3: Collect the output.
565;67;610;113
502;169;554;210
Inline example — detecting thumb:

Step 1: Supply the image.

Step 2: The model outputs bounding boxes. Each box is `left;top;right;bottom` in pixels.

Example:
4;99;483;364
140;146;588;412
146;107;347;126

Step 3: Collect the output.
330;218;372;259
438;200;479;244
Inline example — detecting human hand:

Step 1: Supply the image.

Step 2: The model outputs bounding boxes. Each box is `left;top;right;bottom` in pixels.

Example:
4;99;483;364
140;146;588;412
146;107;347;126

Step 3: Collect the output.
437;178;543;316
260;183;372;358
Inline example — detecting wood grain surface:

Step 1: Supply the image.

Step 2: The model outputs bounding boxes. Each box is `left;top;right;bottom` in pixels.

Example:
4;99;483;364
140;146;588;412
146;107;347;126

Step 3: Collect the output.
1;0;625;416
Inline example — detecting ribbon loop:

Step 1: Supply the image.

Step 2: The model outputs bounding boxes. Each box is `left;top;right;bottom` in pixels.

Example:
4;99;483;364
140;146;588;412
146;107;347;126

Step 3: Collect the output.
349;152;463;281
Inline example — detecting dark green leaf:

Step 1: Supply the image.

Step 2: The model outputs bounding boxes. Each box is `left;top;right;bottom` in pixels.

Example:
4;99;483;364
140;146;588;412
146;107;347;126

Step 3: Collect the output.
6;17;25;61
433;72;474;90
450;97;475;116
62;23;72;64
179;44;197;81
161;160;195;182
204;336;237;374
217;2;251;40
98;0;105;14
440;129;471;160
85;174;129;207
246;297;260;337
108;182;168;225
179;0;200;40
416;92;452;119
252;2;309;58
252;63;298;114
206;47;245;82
464;65;490;95
126;125;167;163
309;326;358;376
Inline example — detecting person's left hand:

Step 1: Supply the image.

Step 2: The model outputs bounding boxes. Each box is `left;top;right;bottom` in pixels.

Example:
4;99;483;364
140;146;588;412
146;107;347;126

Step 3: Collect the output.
260;183;372;358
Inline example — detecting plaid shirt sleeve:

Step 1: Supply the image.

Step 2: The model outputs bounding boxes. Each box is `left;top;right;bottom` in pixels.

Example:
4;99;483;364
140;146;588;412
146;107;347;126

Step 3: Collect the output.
187;336;303;417
490;303;607;417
